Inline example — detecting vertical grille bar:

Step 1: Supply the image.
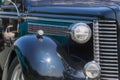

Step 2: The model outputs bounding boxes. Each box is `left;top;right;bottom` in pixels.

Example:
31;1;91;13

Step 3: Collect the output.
93;20;100;64
93;20;119;80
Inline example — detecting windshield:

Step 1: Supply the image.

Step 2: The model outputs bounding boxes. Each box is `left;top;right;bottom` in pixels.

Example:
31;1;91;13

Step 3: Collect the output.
26;0;120;6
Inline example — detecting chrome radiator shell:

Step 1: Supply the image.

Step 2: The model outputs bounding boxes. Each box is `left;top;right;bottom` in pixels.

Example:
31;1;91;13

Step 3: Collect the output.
93;20;119;80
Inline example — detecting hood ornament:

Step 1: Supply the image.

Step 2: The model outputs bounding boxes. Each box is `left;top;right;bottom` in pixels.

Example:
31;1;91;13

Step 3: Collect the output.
37;30;44;41
38;30;44;36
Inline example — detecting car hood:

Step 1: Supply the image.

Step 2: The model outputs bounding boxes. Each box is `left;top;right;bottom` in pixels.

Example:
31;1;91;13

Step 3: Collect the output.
24;0;120;8
27;6;116;20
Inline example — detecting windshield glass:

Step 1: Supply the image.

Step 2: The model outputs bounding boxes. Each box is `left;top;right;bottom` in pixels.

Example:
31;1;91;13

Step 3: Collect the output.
26;0;120;6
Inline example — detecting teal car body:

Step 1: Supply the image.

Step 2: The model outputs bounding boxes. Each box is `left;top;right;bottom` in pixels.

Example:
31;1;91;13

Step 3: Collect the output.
0;0;120;80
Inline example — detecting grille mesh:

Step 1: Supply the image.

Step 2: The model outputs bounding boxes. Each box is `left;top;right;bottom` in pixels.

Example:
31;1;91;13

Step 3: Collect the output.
93;20;119;80
28;23;69;36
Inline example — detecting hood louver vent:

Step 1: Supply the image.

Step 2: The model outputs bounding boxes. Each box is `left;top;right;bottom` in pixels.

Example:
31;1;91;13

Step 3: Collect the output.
28;23;69;36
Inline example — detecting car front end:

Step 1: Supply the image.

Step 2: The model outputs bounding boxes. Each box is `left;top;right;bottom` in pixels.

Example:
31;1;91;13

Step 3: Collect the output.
16;2;120;79
0;0;119;80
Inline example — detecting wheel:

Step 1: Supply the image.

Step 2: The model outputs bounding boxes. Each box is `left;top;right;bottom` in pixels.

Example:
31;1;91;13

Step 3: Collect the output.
7;57;24;80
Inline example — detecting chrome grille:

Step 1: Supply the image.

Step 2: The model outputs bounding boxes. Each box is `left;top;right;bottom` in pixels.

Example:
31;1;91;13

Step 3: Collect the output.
93;20;119;80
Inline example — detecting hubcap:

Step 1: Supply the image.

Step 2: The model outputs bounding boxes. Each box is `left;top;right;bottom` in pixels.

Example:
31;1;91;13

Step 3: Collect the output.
11;64;24;80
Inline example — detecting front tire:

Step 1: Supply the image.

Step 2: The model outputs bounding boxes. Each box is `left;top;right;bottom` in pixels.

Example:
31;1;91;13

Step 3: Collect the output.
7;57;24;80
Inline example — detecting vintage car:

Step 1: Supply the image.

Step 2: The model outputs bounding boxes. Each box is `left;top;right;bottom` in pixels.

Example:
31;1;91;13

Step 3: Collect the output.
0;0;120;80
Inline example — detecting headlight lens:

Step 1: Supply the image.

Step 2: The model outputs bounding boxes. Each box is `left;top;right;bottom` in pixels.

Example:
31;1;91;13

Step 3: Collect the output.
70;23;91;44
84;61;101;79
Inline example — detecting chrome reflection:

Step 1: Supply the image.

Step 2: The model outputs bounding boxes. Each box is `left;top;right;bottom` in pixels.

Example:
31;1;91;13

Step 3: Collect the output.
11;64;24;80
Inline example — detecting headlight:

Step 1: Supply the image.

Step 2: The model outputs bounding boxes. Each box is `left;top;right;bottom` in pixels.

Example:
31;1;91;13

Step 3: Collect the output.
84;61;101;79
70;23;91;44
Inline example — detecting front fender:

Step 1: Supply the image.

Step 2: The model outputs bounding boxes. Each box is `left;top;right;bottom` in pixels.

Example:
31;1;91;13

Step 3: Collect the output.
14;35;64;80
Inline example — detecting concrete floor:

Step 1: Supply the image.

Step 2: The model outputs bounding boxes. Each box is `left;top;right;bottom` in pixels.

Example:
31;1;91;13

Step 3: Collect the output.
0;47;10;80
0;69;2;80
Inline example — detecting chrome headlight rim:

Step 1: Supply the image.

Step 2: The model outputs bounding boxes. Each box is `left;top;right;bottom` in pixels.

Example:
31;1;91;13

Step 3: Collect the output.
70;23;92;44
84;61;101;79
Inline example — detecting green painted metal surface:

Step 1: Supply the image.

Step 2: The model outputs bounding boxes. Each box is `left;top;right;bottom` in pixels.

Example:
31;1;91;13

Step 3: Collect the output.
19;18;92;45
19;20;71;45
15;49;28;70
